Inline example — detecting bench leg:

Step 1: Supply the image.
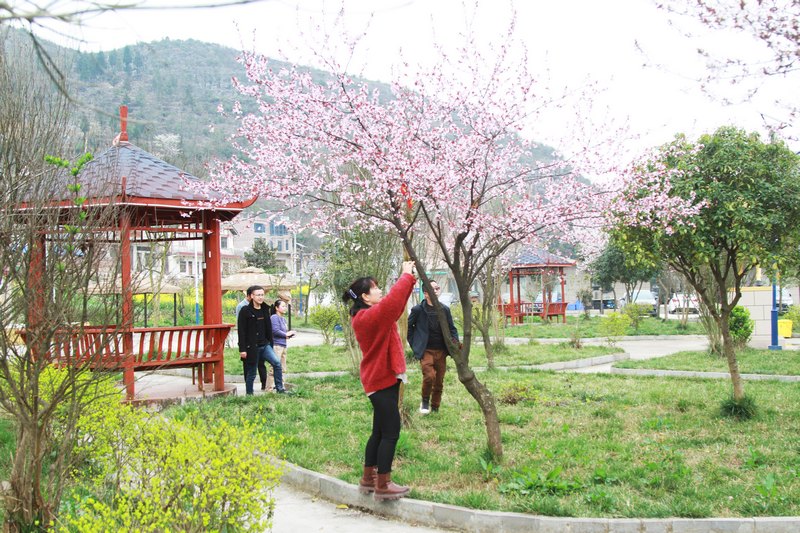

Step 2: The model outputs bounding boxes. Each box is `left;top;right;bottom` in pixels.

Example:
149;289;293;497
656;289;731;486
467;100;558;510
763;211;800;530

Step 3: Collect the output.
196;365;204;392
214;360;225;392
203;362;214;384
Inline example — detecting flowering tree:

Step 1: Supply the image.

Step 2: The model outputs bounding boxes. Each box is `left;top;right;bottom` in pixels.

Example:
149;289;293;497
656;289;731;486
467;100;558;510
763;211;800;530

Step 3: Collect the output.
607;126;800;408
656;0;800;133
205;35;607;457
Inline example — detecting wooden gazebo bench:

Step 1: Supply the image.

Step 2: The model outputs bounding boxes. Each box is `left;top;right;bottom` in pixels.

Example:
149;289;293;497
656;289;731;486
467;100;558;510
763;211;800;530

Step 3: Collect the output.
499;300;568;324
31;324;232;400
537;301;568;321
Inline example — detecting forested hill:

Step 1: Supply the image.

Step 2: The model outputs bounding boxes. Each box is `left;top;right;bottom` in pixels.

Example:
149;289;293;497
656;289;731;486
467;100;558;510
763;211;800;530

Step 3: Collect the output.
70;38;296;176
6;29;560;180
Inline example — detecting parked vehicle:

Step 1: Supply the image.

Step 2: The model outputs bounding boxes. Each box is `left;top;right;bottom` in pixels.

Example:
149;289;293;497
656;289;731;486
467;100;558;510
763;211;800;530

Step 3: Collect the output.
618;290;658;316
668;293;700;314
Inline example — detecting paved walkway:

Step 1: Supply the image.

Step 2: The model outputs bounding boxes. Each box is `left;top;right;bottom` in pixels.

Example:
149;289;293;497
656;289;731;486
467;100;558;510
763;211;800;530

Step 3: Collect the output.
136;332;800;532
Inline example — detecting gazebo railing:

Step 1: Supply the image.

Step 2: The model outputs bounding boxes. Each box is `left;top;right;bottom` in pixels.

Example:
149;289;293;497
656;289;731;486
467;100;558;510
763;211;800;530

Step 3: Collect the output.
32;324;232;400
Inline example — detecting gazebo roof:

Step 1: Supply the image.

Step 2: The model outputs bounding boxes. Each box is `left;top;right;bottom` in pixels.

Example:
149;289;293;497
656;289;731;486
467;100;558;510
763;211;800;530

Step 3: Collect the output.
76;142;224;203
513;248;576;268
40;106;255;226
221;267;298;293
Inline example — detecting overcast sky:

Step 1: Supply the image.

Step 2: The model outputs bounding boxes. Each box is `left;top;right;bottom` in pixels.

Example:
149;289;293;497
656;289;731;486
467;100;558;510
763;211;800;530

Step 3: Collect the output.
36;0;797;161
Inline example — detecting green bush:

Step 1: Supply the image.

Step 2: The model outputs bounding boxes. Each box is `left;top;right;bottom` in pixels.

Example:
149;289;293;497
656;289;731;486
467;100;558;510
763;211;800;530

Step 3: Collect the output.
622;303;652;331
59;381;283;532
782;305;800;334
597;312;631;346
309;305;339;344
720;394;758;420
729;306;754;349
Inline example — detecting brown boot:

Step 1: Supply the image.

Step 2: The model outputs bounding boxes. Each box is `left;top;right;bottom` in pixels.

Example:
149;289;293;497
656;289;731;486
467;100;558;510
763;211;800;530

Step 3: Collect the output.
374;472;410;501
358;465;377;494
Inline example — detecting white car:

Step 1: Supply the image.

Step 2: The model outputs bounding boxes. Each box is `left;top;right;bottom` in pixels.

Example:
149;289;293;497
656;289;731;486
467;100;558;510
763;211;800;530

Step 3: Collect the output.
668;293;700;314
618;291;657;316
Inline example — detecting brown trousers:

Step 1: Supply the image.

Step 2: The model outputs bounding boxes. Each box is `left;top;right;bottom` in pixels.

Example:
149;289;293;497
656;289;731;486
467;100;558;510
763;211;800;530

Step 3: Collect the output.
420;349;447;409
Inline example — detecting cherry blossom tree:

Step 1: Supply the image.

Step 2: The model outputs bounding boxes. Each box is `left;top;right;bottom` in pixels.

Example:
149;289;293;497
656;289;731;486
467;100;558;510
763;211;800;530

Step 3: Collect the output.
656;0;800;134
204;30;611;458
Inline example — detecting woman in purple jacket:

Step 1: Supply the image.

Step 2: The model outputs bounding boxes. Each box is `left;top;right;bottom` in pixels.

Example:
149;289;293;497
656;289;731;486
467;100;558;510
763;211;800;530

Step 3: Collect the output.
268;300;295;391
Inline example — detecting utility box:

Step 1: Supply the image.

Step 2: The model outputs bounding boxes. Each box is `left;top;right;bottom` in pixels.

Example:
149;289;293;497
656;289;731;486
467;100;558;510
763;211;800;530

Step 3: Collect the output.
778;319;793;339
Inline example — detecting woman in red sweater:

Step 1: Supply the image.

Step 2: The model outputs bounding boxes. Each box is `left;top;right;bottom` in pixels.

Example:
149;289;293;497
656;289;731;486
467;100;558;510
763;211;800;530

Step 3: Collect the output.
343;260;415;501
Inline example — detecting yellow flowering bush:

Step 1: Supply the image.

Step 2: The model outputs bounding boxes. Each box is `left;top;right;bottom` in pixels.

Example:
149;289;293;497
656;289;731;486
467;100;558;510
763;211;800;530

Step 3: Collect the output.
58;388;283;532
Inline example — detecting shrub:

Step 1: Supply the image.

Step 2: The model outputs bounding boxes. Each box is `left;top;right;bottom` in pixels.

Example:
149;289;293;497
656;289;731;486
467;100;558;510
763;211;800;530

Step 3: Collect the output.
60;388;283;532
309;305;339;344
577;288;593;319
567;327;583;349
729;305;754;349
597;312;631;346
622;303;651;331
719;394;758;420
782;305;800;335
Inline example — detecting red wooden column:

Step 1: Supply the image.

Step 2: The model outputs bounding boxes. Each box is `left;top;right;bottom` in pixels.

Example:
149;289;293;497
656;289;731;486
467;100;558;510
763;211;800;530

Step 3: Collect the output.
508;269;515;325
120;211;135;400
560;267;567;323
202;212;225;391
26;233;47;359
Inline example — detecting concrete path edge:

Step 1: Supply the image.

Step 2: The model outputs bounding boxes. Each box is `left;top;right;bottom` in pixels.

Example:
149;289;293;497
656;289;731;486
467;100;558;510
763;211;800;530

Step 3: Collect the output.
280;461;800;533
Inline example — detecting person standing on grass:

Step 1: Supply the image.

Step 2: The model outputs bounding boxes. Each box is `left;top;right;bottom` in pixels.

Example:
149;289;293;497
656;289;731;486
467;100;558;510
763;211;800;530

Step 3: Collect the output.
268;299;295;392
344;261;415;501
237;285;288;395
407;281;459;414
236;290;268;390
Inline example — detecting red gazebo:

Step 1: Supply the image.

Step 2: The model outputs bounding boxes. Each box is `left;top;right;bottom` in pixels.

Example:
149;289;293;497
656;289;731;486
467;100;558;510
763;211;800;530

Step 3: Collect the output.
26;106;255;400
500;248;575;325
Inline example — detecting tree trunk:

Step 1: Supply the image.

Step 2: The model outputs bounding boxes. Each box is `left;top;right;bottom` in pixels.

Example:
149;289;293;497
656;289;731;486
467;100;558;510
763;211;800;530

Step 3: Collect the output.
8;423;52;531
719;316;745;401
450;309;503;459
475;320;495;369
452;355;503;459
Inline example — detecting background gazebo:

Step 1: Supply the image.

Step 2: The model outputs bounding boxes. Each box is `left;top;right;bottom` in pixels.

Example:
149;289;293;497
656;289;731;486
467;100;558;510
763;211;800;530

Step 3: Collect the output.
500;248;576;324
221;266;298;328
27;106;255;400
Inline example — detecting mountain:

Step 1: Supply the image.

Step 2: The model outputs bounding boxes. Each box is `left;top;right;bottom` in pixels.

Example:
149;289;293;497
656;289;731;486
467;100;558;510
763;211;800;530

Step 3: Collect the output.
4;28;566;188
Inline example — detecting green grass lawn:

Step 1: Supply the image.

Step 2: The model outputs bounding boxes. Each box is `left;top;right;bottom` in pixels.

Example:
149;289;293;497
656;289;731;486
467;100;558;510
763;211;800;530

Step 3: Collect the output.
167;370;800;518
615;348;800;376
503;316;706;339
224;342;621;375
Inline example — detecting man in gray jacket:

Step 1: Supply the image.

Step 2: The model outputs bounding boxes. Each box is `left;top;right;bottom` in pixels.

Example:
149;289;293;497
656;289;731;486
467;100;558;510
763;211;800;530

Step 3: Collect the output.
407;281;459;415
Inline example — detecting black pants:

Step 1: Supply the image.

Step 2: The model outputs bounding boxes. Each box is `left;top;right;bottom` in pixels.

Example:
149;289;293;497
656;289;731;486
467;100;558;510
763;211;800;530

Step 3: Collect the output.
365;380;401;474
242;359;268;389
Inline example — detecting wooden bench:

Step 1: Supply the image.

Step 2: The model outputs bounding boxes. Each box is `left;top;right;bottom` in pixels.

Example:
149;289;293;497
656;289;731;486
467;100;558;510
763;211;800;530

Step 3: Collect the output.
538;301;568;323
30;324;232;400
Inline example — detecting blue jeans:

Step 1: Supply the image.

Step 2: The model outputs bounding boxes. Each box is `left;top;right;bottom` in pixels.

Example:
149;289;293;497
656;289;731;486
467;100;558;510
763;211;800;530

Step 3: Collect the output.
244;345;284;395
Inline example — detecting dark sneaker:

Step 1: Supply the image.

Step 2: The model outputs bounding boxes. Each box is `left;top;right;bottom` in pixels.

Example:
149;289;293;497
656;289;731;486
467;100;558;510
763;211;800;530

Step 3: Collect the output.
277;389;295;396
419;399;430;415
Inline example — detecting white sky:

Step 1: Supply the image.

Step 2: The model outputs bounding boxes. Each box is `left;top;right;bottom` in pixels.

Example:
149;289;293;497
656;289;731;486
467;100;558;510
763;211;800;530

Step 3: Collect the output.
32;0;799;161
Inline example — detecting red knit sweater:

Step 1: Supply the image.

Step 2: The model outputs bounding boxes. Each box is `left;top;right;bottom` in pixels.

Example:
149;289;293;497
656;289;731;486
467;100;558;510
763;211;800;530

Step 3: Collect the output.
352;273;415;394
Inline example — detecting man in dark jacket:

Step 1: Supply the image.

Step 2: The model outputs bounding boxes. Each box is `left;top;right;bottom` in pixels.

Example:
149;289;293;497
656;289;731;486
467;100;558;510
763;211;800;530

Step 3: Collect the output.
237;285;286;395
407;281;459;414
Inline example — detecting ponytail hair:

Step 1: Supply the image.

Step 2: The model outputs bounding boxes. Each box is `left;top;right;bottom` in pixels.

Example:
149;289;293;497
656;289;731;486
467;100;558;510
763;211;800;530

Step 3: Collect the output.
342;277;378;317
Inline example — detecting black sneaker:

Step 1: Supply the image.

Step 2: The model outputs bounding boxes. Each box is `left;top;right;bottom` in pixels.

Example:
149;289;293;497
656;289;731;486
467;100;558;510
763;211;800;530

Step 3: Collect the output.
419;399;430;414
277;389;295;396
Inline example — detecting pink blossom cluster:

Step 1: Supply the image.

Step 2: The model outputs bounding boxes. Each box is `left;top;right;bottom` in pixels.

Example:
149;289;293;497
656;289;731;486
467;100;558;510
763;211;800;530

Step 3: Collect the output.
195;36;623;263
604;144;705;235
